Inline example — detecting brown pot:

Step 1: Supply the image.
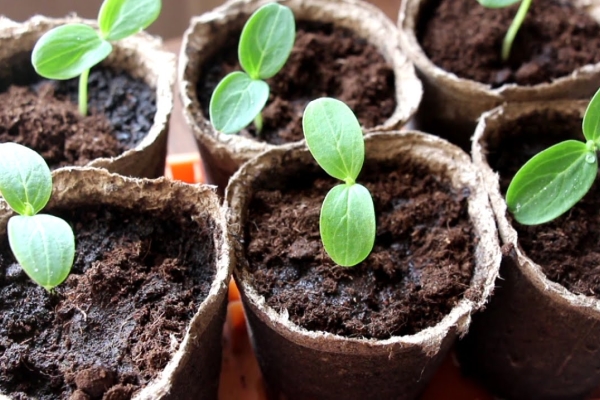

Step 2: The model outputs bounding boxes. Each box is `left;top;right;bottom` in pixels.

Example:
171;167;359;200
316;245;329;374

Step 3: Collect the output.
0;168;232;399
179;0;422;190
0;15;174;179
225;131;500;400
464;101;600;400
398;0;600;150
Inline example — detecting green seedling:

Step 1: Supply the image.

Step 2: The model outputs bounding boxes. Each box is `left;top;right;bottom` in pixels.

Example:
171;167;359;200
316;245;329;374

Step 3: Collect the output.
31;0;162;116
477;0;532;62
506;88;600;225
0;143;75;291
302;98;376;267
210;3;295;134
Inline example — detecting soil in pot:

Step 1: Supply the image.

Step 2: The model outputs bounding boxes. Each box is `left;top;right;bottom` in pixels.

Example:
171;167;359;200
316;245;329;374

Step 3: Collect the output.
482;108;600;298
0;55;156;169
418;0;600;87
0;204;216;399
244;157;476;338
196;21;396;146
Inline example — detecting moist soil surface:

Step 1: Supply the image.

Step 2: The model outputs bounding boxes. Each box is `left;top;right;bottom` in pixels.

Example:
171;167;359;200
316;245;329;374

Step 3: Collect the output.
197;21;396;144
0;67;156;169
419;0;600;87
484;108;600;298
0;205;215;399
244;159;476;339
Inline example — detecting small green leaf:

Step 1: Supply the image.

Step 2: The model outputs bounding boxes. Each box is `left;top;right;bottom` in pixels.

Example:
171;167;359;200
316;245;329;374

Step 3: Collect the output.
583;88;600;143
32;24;112;80
320;184;375;267
98;0;162;41
209;71;269;134
303;98;364;182
0;143;52;216
477;0;521;8
239;3;295;80
506;140;597;225
8;214;75;291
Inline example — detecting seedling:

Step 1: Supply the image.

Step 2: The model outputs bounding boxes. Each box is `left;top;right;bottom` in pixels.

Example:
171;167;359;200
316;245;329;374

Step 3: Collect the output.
31;0;162;116
302;98;376;267
209;3;295;134
0;143;75;291
477;0;532;62
506;87;600;225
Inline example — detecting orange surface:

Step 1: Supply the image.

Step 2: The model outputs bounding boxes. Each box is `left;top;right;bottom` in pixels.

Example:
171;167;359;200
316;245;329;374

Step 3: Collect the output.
167;155;600;400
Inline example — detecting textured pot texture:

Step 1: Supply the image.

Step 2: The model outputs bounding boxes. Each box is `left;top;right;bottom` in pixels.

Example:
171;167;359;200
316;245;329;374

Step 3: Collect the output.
225;132;501;400
398;0;600;149
0;168;232;400
179;0;422;190
464;101;600;400
0;15;174;179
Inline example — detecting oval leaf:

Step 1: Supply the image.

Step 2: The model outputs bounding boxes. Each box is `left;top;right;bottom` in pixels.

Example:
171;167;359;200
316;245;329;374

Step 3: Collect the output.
99;0;162;41
0;143;52;216
239;3;295;80
303;98;364;182
209;71;269;134
506;140;597;225
321;184;376;267
583;87;600;142
8;214;75;291
32;24;112;80
477;0;521;7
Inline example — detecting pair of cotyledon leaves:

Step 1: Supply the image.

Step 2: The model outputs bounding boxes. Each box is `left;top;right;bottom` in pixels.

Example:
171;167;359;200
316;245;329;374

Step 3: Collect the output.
0;144;75;291
507;88;600;225
303;98;376;267
32;0;161;81
210;3;295;134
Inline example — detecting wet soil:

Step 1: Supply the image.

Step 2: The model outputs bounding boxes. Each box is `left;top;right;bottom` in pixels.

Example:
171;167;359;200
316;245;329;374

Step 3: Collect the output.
0;205;216;399
0;67;156;169
483;108;600;298
197;21;396;144
419;0;600;87
244;159;476;339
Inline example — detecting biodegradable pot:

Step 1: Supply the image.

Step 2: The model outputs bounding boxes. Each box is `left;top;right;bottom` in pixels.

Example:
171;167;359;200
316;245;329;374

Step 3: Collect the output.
398;0;600;150
179;0;422;189
0;168;231;400
225;132;501;400
463;101;600;400
0;15;174;179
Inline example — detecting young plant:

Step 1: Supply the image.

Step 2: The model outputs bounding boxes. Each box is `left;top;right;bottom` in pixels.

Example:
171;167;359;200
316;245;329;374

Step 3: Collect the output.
209;3;295;134
477;0;532;62
302;98;376;267
31;0;162;116
506;87;600;225
0;143;75;291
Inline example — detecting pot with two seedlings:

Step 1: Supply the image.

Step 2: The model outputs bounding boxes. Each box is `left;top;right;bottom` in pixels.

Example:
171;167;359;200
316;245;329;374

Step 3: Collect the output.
226;98;500;399
0;0;173;178
180;0;422;189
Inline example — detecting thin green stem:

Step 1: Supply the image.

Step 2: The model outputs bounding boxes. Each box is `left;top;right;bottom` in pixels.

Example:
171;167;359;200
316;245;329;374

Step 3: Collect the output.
501;0;532;62
254;112;263;133
78;69;90;116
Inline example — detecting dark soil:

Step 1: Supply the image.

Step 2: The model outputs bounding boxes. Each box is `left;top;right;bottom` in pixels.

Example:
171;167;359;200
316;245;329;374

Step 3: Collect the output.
419;0;600;87
0;205;216;399
197;21;396;144
483;108;600;298
0;67;156;169
244;159;476;339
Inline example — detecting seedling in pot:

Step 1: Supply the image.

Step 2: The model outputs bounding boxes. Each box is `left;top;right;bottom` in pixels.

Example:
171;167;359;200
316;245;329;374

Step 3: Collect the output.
477;0;532;62
209;3;295;134
0;143;75;291
302;97;376;267
506;87;600;225
31;0;162;116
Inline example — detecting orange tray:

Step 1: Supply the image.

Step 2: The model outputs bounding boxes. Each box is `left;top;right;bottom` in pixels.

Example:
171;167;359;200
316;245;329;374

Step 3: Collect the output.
165;154;600;400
